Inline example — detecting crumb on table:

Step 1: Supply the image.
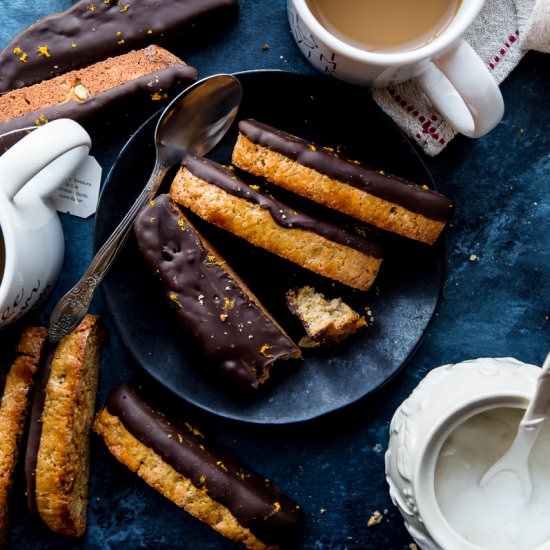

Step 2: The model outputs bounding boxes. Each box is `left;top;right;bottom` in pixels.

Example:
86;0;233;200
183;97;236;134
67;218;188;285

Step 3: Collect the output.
367;510;383;527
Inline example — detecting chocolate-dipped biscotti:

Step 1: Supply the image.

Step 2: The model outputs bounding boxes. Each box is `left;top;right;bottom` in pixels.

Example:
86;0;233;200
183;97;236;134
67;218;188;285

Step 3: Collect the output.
93;382;302;549
25;315;105;537
0;45;197;137
134;194;301;391
169;155;383;291
0;326;48;547
232;119;453;245
0;0;237;92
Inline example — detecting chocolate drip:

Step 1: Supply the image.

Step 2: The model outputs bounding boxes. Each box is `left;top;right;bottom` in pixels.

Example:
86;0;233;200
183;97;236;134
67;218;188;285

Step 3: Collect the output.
183;154;383;259
105;382;302;544
0;0;236;92
133;195;300;390
238;119;453;222
24;345;55;517
0;64;197;139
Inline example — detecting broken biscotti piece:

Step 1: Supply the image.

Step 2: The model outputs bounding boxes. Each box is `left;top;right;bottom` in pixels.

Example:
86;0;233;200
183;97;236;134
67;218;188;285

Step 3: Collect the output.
169;155;383;291
232;119;454;245
93;382;302;550
0;326;48;547
286;286;367;347
0;0;236;92
133;194;301;391
25;315;105;537
0;45;197;136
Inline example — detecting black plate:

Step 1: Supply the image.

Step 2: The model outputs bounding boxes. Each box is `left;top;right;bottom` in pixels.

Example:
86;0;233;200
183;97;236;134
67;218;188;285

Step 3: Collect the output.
96;70;445;424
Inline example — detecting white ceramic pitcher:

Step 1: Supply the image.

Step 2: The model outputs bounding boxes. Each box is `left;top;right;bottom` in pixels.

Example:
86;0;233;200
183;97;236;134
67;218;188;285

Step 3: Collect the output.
0;119;91;327
385;357;550;550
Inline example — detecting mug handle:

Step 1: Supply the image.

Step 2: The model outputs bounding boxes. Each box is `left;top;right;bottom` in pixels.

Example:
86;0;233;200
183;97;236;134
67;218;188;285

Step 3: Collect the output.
416;39;504;138
0;118;91;200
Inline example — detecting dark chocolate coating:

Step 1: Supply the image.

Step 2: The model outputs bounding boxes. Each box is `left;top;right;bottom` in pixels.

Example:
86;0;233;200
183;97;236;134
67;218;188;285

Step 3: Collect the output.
183;154;383;259
0;63;197;139
133;194;300;390
0;0;236;92
24;345;55;518
0;360;11;409
0;333;18;406
238;119;454;221
105;382;302;544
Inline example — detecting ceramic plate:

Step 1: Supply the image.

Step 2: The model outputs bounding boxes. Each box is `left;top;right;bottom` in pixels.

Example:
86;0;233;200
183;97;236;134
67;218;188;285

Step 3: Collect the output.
95;70;445;424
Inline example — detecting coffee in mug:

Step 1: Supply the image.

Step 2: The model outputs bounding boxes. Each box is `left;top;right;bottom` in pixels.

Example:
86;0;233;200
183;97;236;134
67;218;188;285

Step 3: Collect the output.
306;0;461;52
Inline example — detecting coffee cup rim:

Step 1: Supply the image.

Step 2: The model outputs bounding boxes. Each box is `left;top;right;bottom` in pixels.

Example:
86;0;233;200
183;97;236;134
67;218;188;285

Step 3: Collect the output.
292;0;486;66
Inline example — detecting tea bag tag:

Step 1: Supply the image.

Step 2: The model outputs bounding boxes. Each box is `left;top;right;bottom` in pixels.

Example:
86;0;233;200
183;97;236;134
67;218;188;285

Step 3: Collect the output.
50;155;102;218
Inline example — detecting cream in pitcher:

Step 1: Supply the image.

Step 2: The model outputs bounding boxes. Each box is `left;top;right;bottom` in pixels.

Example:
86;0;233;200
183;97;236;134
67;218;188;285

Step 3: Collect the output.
435;406;550;549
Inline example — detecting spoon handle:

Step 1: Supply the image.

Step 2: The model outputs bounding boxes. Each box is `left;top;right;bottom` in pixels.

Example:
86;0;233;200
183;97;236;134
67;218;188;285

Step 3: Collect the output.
48;161;169;342
521;352;550;428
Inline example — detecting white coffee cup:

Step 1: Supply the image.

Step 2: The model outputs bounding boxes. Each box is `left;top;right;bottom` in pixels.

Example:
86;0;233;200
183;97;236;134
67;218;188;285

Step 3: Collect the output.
288;0;504;138
0;119;91;327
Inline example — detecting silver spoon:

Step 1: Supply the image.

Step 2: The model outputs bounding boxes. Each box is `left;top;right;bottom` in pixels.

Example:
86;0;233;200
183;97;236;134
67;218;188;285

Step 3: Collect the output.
48;74;242;342
480;351;550;500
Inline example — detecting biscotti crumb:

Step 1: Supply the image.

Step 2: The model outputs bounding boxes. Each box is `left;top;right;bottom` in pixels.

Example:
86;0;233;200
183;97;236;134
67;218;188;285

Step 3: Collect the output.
367;510;383;527
286;286;368;346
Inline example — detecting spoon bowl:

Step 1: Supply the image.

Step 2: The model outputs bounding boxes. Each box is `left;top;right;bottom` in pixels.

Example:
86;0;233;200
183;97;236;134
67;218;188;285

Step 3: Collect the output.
480;352;550;499
49;74;242;342
155;74;243;165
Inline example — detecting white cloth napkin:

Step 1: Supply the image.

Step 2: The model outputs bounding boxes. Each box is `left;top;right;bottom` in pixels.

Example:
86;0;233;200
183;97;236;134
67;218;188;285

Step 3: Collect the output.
371;0;547;156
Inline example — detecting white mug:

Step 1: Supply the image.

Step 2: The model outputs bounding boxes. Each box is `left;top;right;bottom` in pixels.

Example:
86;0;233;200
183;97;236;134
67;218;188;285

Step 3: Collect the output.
0;119;91;327
288;0;504;138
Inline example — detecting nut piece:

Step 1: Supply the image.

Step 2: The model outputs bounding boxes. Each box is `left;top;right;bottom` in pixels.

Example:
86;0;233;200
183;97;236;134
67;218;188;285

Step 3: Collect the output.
72;83;91;101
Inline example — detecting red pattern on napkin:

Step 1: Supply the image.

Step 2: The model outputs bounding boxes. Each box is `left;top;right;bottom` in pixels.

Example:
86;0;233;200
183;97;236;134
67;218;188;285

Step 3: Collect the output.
371;0;541;156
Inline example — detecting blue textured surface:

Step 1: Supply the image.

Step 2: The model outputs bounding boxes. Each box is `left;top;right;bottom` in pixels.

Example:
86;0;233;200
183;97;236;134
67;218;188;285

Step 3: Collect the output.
1;1;549;548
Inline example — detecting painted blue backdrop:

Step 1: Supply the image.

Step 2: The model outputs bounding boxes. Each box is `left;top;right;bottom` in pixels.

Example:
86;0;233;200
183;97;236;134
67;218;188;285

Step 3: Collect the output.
0;1;548;548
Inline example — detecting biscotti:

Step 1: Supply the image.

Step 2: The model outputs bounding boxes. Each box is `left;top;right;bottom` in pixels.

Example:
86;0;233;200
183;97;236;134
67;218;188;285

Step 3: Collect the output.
93;382;302;549
232;119;453;245
25;315;105;537
286;286;367;347
0;45;197;136
169;155;383;291
0;326;48;547
0;0;236;92
134;194;301;391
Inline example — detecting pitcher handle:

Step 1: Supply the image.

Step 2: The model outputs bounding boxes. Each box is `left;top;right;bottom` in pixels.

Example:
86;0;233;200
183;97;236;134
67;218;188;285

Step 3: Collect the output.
0;119;91;200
